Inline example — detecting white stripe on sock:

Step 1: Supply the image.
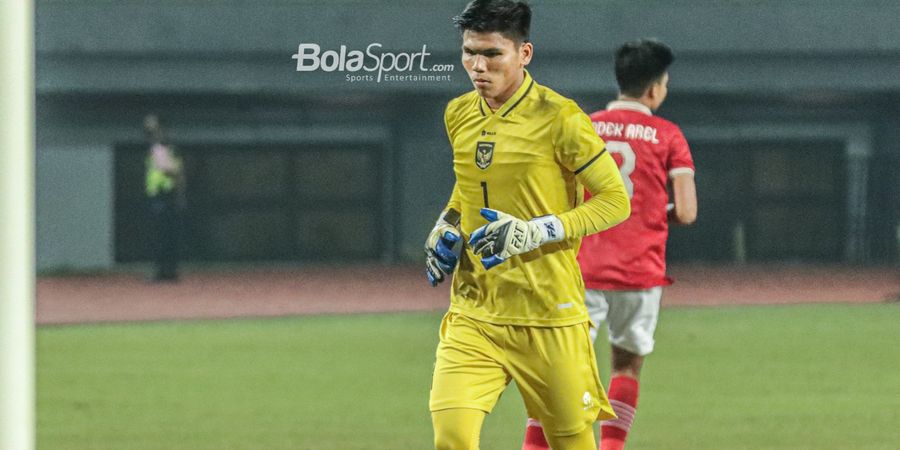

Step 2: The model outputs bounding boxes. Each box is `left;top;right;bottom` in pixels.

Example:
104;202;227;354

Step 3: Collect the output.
602;400;636;431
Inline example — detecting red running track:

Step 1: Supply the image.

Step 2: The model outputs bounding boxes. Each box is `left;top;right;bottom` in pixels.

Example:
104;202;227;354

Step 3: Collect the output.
36;264;900;325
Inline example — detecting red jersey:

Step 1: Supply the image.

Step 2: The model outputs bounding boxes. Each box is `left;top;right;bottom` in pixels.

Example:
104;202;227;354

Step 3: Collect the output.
579;100;695;290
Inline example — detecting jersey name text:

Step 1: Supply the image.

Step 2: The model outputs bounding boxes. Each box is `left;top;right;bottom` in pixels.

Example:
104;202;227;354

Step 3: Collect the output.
593;121;659;144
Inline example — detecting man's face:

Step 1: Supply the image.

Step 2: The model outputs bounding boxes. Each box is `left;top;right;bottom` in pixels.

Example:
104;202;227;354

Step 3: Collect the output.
461;30;532;105
649;72;669;111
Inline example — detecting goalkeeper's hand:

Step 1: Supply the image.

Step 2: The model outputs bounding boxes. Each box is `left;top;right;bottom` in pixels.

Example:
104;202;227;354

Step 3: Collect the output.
467;208;564;269
425;209;462;287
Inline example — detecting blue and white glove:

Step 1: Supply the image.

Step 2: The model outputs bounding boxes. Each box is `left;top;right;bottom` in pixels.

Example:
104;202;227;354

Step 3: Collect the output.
425;209;462;287
468;208;565;269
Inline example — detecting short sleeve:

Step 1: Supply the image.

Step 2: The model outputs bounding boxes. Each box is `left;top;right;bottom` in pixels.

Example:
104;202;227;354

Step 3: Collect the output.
553;102;607;173
667;126;695;178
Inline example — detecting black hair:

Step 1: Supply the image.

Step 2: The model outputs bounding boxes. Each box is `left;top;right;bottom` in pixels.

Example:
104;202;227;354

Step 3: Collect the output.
453;0;531;44
614;39;674;98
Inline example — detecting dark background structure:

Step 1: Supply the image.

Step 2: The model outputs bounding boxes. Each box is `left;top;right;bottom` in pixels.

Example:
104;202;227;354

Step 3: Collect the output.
35;0;900;270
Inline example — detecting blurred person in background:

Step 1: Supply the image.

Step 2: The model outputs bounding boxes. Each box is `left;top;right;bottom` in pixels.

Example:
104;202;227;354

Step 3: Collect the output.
522;39;697;450
143;114;185;282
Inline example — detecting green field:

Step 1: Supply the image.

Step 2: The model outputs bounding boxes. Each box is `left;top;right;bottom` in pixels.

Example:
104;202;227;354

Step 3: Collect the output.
37;304;900;449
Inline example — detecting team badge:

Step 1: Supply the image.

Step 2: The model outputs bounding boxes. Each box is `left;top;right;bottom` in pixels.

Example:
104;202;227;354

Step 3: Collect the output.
475;141;494;170
582;391;595;410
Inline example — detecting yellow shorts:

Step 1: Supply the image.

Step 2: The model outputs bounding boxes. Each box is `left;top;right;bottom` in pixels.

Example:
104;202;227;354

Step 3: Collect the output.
429;312;616;436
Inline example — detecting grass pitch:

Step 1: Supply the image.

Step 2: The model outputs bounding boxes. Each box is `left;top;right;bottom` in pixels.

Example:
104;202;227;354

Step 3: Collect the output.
37;304;900;449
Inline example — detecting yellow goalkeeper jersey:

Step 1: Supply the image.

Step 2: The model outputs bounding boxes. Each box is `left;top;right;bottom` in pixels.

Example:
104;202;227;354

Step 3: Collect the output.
443;70;630;327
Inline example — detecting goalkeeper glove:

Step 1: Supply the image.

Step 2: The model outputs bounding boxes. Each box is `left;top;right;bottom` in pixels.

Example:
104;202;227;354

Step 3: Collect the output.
425;208;462;287
468;208;565;269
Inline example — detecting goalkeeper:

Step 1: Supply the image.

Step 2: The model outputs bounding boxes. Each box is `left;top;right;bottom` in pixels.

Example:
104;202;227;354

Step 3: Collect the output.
425;1;630;448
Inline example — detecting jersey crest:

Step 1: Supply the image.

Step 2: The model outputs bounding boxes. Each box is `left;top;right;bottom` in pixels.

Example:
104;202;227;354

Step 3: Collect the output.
475;141;494;170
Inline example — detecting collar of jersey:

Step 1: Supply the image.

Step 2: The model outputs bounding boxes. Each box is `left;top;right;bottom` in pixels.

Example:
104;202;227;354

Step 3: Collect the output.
478;70;535;118
606;100;652;116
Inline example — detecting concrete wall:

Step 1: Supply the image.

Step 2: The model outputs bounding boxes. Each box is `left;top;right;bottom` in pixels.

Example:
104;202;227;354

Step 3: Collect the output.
36;1;900;94
35;145;113;270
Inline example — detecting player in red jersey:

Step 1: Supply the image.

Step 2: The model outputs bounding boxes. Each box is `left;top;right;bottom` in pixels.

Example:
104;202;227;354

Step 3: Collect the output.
522;39;697;450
